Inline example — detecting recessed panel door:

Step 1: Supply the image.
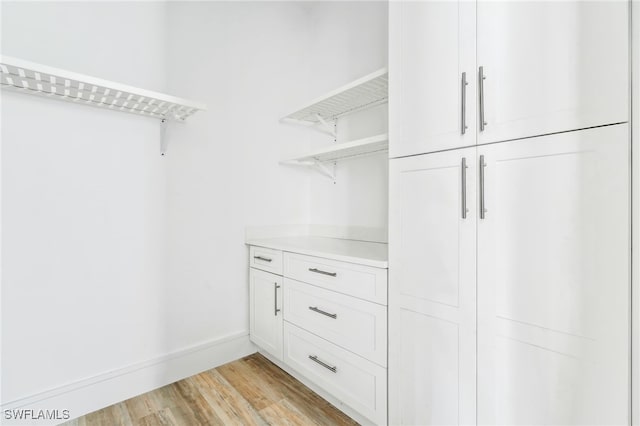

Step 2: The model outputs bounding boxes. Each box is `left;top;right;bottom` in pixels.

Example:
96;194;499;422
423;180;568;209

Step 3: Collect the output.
477;124;630;425
389;147;476;425
389;1;476;157
477;1;628;144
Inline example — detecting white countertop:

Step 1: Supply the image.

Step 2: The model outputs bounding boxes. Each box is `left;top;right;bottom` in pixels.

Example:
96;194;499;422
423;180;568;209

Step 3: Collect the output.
246;236;388;269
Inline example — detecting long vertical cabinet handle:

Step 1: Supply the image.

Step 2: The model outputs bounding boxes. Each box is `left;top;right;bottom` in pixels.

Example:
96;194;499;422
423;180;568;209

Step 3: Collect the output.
274;283;281;316
461;157;469;218
461;72;468;134
479;66;487;131
479;155;487;219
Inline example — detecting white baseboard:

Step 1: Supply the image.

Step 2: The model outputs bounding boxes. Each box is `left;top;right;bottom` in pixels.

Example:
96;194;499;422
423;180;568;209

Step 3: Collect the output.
1;332;256;426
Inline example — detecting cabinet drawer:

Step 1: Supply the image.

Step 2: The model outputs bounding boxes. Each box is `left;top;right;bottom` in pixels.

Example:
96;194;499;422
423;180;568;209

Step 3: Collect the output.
284;253;387;304
284;278;387;366
283;322;387;425
249;246;283;275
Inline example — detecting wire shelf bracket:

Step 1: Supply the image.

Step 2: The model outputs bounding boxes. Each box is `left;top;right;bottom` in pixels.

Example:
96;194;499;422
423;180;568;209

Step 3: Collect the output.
281;160;337;180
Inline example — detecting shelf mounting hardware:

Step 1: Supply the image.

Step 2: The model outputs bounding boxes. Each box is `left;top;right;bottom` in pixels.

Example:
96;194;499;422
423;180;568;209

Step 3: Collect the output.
160;119;169;155
314;114;337;138
313;161;336;180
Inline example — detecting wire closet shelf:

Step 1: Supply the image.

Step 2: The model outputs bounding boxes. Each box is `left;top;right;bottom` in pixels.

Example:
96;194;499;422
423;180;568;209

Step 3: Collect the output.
282;68;388;125
0;55;206;122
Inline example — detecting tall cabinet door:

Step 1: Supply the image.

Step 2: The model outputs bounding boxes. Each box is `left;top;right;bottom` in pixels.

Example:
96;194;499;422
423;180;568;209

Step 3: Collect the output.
389;1;476;158
477;1;628;145
477;124;630;425
389;148;476;425
249;268;283;360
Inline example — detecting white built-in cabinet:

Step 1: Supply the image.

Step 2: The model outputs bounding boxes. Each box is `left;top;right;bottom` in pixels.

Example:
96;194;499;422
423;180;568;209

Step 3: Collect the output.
249;268;283;359
390;1;629;158
476;124;629;425
388;147;477;425
249;246;284;360
389;1;630;424
476;1;628;145
390;124;630;425
389;1;476;157
247;239;389;425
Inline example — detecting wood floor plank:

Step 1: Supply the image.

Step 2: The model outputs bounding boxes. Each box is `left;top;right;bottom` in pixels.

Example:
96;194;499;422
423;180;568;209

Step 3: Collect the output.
108;402;135;426
216;356;285;411
164;404;205;426
258;398;321;426
135;410;172;426
64;353;359;426
243;355;359;426
124;389;164;421
198;369;267;426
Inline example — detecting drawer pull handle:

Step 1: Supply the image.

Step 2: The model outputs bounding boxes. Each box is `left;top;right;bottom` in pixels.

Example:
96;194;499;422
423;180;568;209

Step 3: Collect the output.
274;283;281;316
479;154;487;219
461;157;469;219
308;355;337;373
461;71;468;135
308;268;337;277
308;306;337;319
254;256;272;262
479;66;488;131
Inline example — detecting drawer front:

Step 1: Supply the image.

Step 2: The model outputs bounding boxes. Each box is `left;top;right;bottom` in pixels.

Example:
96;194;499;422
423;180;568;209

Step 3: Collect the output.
284;253;387;304
284;278;387;366
249;246;283;275
283;322;387;425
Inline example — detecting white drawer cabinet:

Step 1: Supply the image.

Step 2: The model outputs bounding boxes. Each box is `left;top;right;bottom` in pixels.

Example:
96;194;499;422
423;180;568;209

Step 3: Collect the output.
284;278;387;366
284;252;387;305
249;246;283;275
283;322;387;425
248;239;388;425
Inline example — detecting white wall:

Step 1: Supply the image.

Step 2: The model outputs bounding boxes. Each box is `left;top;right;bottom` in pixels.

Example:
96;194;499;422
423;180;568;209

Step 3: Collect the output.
305;2;389;235
163;1;314;351
0;1;388;422
163;1;388;352
0;1;174;420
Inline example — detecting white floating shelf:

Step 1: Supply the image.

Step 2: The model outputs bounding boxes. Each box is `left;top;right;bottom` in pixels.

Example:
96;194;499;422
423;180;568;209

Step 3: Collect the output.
0;55;206;122
282;68;388;125
281;134;388;179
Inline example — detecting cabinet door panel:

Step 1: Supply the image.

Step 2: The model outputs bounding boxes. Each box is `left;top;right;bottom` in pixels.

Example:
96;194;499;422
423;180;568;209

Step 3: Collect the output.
477;1;628;144
249;268;283;360
389;1;475;158
389;148;476;425
477;124;630;425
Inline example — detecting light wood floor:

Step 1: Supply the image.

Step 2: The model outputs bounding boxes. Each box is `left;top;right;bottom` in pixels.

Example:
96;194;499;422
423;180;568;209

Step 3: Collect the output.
63;353;359;426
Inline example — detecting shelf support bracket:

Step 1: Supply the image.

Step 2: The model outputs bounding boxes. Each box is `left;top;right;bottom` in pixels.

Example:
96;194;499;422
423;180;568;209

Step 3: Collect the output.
314;114;337;138
160;118;168;156
313;160;336;180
